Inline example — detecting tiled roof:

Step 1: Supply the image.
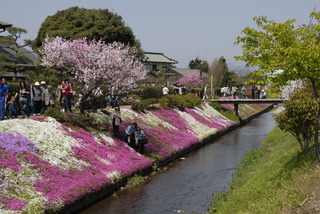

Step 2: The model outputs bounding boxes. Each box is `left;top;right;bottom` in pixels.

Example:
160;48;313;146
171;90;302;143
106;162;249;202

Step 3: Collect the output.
0;45;39;66
170;68;208;78
0;21;12;31
143;52;178;64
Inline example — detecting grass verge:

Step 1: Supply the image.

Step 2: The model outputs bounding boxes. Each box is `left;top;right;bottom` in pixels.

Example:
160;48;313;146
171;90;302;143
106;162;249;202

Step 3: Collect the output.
210;126;317;214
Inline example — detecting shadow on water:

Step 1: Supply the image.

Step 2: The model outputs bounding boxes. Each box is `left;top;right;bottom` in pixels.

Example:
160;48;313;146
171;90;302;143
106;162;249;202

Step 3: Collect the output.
81;107;282;214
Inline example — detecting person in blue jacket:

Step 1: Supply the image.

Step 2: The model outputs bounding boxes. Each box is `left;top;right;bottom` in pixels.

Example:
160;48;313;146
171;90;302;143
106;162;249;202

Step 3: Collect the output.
125;122;137;149
0;78;9;120
134;127;148;154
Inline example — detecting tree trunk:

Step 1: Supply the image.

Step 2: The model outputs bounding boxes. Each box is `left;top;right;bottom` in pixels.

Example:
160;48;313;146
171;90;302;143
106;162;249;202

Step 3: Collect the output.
311;80;320;161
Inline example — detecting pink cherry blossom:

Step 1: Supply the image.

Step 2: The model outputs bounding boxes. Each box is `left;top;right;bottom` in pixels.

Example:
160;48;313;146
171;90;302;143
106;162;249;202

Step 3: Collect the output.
41;37;147;111
178;71;203;88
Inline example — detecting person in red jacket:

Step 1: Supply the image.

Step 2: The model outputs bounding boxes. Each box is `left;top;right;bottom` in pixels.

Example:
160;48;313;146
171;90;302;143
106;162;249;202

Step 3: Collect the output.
62;79;73;112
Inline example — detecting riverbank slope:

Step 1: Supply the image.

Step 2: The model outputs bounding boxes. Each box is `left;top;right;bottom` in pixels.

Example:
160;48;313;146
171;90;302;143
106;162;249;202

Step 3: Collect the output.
0;102;271;213
211;125;318;213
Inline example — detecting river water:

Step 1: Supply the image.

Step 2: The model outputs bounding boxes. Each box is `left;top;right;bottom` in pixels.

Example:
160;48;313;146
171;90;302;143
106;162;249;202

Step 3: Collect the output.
82;107;280;214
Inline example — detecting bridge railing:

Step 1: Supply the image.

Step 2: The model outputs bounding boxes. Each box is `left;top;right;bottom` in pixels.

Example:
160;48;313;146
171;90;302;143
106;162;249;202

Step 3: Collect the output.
209;99;286;115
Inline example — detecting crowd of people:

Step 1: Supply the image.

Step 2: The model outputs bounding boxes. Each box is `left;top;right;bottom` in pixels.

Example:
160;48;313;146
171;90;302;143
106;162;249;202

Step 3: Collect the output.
220;85;267;99
163;84;216;100
0;78;74;120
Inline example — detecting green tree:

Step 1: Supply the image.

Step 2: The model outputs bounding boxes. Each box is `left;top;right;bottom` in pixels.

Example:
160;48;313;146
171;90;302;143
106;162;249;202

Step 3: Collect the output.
274;88;318;153
188;57;209;77
0;27;33;78
209;56;231;88
33;7;142;55
235;12;320;160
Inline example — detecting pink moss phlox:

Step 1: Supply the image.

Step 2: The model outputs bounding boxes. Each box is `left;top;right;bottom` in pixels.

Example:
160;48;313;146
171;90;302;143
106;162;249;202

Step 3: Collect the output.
0;196;27;211
152;107;195;134
29;116;47;122
24;153;111;203
184;108;227;131
67;128;151;174
18;121;151;204
0;149;21;172
220;104;244;115
144;126;199;158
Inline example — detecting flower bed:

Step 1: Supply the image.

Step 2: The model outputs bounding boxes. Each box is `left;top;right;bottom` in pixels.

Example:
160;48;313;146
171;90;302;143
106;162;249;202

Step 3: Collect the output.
0;102;267;213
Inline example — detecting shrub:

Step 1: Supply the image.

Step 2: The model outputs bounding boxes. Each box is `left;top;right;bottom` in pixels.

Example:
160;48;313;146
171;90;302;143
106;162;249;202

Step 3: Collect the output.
193;87;203;97
128;94;142;101
131;98;158;113
158;94;202;110
121;94;143;105
43;105;65;122
138;86;163;99
274;87;318;153
215;88;221;97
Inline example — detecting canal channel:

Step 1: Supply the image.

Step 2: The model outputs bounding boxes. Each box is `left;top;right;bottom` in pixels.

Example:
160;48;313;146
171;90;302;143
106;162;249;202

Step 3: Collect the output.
82;107;281;214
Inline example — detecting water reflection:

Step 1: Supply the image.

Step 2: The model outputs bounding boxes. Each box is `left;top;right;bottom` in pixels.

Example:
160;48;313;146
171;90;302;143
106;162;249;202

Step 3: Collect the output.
82;107;280;214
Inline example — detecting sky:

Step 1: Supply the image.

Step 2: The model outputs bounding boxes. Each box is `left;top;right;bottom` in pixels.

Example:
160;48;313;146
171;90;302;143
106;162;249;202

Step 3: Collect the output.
1;0;319;69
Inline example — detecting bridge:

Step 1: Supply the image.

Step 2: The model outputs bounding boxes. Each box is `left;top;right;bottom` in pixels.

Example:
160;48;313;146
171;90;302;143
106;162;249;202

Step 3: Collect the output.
209;99;287;116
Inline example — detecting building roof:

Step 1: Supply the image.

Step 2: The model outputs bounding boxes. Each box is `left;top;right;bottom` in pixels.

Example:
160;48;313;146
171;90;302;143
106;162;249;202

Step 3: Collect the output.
170;68;208;78
143;52;178;64
0;21;12;32
0;45;39;66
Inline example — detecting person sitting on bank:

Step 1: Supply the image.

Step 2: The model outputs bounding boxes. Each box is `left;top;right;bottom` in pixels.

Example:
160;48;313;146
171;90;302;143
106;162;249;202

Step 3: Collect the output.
134;127;148;154
125;122;137;149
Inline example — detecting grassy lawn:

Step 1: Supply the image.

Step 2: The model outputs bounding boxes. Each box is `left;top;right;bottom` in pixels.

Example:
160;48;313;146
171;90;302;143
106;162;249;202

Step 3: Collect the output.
211;127;317;214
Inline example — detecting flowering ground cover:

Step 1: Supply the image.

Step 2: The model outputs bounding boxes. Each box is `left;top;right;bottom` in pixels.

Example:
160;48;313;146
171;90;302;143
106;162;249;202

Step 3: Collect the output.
0;102;267;213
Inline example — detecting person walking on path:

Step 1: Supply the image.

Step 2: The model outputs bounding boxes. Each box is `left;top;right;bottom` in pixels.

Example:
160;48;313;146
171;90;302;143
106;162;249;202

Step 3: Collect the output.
134;127;148;154
27;81;35;116
42;85;55;112
112;107;122;137
241;85;247;99
111;95;119;108
56;81;65;112
32;82;43;115
39;81;47;114
231;86;238;99
62;80;73;112
19;81;31;118
211;86;215;99
162;85;169;96
0;78;9;120
202;84;208;101
251;85;255;99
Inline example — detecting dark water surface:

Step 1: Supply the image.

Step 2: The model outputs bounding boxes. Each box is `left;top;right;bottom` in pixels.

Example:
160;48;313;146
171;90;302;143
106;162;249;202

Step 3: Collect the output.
82;107;280;214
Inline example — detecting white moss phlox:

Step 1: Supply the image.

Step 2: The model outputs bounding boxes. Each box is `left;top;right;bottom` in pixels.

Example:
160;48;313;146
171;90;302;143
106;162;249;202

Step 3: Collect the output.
119;107;141;121
0;119;87;169
143;110;178;130
201;103;229;120
174;109;218;139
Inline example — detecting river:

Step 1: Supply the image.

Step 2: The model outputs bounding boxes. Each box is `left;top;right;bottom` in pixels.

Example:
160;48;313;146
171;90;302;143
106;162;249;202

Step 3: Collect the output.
81;107;280;214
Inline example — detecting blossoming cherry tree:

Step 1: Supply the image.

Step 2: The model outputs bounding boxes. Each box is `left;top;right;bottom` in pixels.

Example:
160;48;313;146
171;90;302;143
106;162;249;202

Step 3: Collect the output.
41;36;147;113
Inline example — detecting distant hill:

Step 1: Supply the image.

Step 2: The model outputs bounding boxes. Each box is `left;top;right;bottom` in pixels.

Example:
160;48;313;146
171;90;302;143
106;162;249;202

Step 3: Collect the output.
227;62;257;76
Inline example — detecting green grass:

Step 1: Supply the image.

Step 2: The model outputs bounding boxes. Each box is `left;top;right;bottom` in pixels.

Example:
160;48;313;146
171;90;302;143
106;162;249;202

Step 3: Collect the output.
210;127;316;214
126;174;146;188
